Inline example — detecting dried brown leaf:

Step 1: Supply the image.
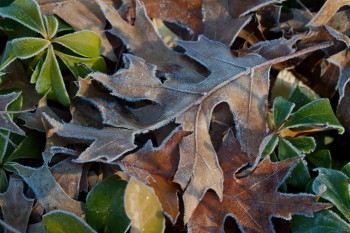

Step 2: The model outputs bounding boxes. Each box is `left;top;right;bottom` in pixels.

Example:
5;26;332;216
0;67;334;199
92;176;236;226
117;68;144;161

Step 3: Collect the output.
189;131;332;233
0;92;25;135
11;163;84;216
119;128;188;223
0;176;34;233
51;159;84;199
96;0;206;83
308;0;350;27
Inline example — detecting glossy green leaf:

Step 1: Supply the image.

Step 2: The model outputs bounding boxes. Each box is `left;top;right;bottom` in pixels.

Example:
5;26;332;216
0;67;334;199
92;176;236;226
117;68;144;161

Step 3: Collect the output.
313;168;350;222
286;137;316;154
11;37;50;59
55;17;73;33
278;138;300;160
4;133;44;162
53;31;101;57
286;160;311;189
288;86;315;111
283;99;344;134
44;15;58;39
0;0;46;36
291;210;350;233
259;134;279;158
273;96;295;128
0;169;8;193
55;50;106;77
36;45;70;106
30;57;44;83
86;175;130;233
43;210;96;233
125;177;165;233
0;42;16;71
0;18;37;39
307;150;332;169
341;163;350;177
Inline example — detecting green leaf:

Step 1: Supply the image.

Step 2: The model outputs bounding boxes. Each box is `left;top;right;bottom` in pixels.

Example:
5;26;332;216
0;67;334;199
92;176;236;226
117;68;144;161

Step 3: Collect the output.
0;42;16;71
55;17;73;33
55;50;106;77
313;168;350;222
285;137;316;154
0;0;46;36
0;169;8;193
259;134;279;158
278;138;300;160
43;210;96;233
0;18;37;39
288;86;315;111
341;163;350;177
11;37;50;59
283;99;344;134
53;31;101;57
4;132;44;162
125;177;165;233
31;57;44;83
44;15;58;39
36;45;70;106
307;150;332;169
287;160;311;189
291;210;350;233
273;96;295;128
86;175;130;233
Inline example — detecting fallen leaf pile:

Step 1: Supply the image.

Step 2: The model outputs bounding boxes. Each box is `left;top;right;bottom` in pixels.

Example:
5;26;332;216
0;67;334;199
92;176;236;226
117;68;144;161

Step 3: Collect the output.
1;0;350;232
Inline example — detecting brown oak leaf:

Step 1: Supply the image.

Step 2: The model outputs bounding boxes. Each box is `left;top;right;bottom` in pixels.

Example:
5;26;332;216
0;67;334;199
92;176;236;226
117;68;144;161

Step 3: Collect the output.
188;130;332;233
117;128;188;223
0;92;25;135
0;176;34;233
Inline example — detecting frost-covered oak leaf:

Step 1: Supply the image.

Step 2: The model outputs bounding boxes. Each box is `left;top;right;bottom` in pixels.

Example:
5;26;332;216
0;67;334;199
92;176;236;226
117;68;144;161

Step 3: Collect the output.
189;130;332;233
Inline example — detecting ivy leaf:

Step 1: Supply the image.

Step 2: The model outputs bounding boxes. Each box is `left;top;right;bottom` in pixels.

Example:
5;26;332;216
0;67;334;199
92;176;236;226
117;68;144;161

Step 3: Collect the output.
36;45;70;106
0;176;34;233
53;31;101;57
189;130;331;233
312;168;350;222
0;92;24;135
86;175;130;233
0;0;46;36
125;177;165;233
307;149;332;169
43;210;96;233
291;210;350;233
